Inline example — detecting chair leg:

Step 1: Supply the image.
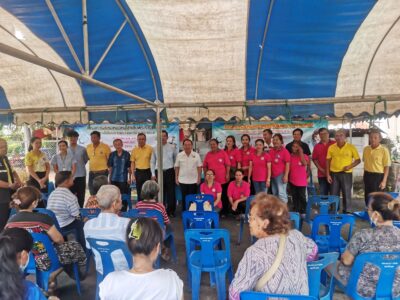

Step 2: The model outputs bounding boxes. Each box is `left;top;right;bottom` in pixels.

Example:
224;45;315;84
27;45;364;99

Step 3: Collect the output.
210;272;216;287
227;265;234;283
215;270;226;300
169;236;177;262
191;269;202;300
237;219;244;245
72;263;81;295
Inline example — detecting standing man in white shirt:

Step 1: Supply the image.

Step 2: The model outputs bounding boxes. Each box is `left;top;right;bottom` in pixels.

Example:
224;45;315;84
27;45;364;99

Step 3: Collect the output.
174;139;202;212
151;130;178;217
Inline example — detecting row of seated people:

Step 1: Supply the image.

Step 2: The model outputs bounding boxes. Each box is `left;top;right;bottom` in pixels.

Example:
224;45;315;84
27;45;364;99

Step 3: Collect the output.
2;173;400;299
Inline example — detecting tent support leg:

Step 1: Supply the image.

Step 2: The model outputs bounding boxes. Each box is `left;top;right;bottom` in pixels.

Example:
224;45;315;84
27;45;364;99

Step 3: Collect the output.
156;107;164;204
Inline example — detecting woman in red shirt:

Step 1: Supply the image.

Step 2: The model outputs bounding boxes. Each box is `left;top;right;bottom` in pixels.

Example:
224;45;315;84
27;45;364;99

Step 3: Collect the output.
289;141;309;214
224;135;242;180
239;134;255;182
248;139;271;194
269;134;290;203
200;169;222;212
227;169;251;214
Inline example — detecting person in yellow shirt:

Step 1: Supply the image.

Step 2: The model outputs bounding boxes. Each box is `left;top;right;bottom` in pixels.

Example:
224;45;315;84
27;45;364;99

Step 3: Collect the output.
86;131;111;195
363;129;391;206
130;133;153;201
25;137;50;195
326;129;361;213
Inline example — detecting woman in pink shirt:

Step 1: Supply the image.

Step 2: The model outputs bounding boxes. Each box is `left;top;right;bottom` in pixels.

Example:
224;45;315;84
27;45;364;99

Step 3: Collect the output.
227;169;251;215
289;141;309;214
239;134;255;182
224;135;242;180
200;169;222;213
249;139;271;194
269;134;290;203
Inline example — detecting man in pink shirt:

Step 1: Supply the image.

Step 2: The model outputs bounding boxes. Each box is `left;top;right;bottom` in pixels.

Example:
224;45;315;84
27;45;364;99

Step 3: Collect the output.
312;128;335;195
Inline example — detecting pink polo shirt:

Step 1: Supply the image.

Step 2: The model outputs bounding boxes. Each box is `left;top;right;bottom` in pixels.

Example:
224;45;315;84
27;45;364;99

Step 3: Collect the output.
239;147;255;176
312;140;335;177
289;154;309;187
269;147;290;178
224;148;242;168
203;150;230;184
227;181;251;202
200;181;222;208
251;152;271;181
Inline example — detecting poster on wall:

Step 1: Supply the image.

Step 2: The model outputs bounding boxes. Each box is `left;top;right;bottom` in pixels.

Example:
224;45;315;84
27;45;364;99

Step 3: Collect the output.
212;120;328;151
61;123;180;152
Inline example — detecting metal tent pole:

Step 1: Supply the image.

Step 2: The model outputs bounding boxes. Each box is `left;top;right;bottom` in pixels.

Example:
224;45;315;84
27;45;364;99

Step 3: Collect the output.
156;106;163;203
0;43;157;107
82;0;89;75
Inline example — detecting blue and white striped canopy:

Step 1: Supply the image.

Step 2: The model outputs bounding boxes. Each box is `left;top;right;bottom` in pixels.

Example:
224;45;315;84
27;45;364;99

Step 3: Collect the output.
0;0;399;124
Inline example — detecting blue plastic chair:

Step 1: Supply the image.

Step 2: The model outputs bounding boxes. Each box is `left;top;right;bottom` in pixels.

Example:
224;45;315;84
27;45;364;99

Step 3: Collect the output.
289;212;301;230
86;238;133;300
389;192;399;199
352;210;370;221
334;252;400;300
182;211;219;230
31;233;81;295
307;174;317;197
237;196;256;245
185;229;233;300
307;252;339;300
122;209;177;262
80;208;101;220
185;194;214;211
240;292;318;300
33;208;62;231
311;214;355;254
40;182;55;206
304;195;340;229
48;181;55;194
121;193;132;210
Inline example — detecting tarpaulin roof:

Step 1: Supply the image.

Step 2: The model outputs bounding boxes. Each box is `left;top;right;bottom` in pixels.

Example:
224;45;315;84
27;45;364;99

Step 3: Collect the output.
0;0;399;124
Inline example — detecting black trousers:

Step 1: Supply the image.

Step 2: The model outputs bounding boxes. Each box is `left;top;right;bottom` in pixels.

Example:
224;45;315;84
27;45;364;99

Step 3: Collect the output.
156;168;176;215
0;202;10;231
221;182;230;215
135;169;151;201
330;172;352;213
70;176;86;208
290;184;307;214
364;171;384;206
231;200;246;215
88;170;108;196
27;171;48;193
111;181;130;194
180;183;198;211
61;219;86;252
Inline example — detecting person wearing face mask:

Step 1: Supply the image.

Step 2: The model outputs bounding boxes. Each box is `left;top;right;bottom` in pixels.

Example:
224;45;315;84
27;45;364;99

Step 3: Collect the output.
362;129;391;207
336;192;400;298
0;138;22;231
0;227;48;300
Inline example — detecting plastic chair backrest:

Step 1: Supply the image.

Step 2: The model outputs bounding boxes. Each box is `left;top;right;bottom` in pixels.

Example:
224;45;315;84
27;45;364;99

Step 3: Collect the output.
184;229;230;268
307;252;339;299
185;194;214;211
388;192;399;199
30;232;62;272
305;195;339;222
240;292;318;300
86;238;132;279
182;211;219;230
311;214;355;251
346;252;400;300
289;212;300;230
122;209;165;229
80;208;101;219
33;208;61;231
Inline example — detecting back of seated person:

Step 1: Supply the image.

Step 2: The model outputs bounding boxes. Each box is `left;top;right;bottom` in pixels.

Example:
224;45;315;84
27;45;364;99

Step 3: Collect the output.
84;184;130;275
99;217;183;300
337;192;400;298
85;175;108;208
0;227;49;300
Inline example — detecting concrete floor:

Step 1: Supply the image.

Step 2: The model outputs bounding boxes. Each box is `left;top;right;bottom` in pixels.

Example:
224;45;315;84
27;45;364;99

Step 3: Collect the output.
48;197;367;300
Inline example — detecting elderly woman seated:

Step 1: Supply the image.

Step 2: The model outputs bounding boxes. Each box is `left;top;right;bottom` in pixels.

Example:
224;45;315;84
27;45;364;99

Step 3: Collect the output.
336;192;400;298
229;193;318;299
99;217;183;300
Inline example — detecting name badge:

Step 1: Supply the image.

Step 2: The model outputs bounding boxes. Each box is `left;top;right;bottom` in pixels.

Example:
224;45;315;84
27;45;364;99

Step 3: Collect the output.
298;162;302;166
63;167;66;171
230;156;234;160
246;151;250;155
212;188;216;192
218;158;223;163
261;157;264;161
274;158;279;163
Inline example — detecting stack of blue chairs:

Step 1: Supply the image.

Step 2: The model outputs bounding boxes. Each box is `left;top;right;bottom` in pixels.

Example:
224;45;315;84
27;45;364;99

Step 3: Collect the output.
182;211;219;230
303;195;340;230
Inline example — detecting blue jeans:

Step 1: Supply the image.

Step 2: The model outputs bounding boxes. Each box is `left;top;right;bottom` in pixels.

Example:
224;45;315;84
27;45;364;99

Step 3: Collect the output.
318;177;330;195
271;174;288;203
253;181;267;194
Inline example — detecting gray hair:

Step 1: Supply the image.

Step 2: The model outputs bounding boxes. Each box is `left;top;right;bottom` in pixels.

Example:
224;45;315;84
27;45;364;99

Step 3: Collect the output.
141;180;159;201
96;185;121;209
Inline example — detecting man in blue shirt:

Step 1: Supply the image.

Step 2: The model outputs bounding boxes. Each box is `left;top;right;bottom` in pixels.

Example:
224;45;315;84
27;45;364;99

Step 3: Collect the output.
108;139;131;196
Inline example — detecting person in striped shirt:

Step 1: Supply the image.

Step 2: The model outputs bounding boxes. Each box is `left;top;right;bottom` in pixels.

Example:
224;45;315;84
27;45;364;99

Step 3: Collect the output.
135;180;172;260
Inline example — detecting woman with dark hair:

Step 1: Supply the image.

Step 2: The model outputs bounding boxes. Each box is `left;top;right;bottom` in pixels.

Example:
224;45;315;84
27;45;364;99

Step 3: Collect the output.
248;139;271;194
51;140;76;176
289;141;309;214
227;169;251;215
200;169;222;212
229;193;317;299
99;218;183;300
269;134;290;202
25;137;50;193
224;135;241;178
0;227;49;300
238;134;254;182
0;138;22;231
336;192;400;298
